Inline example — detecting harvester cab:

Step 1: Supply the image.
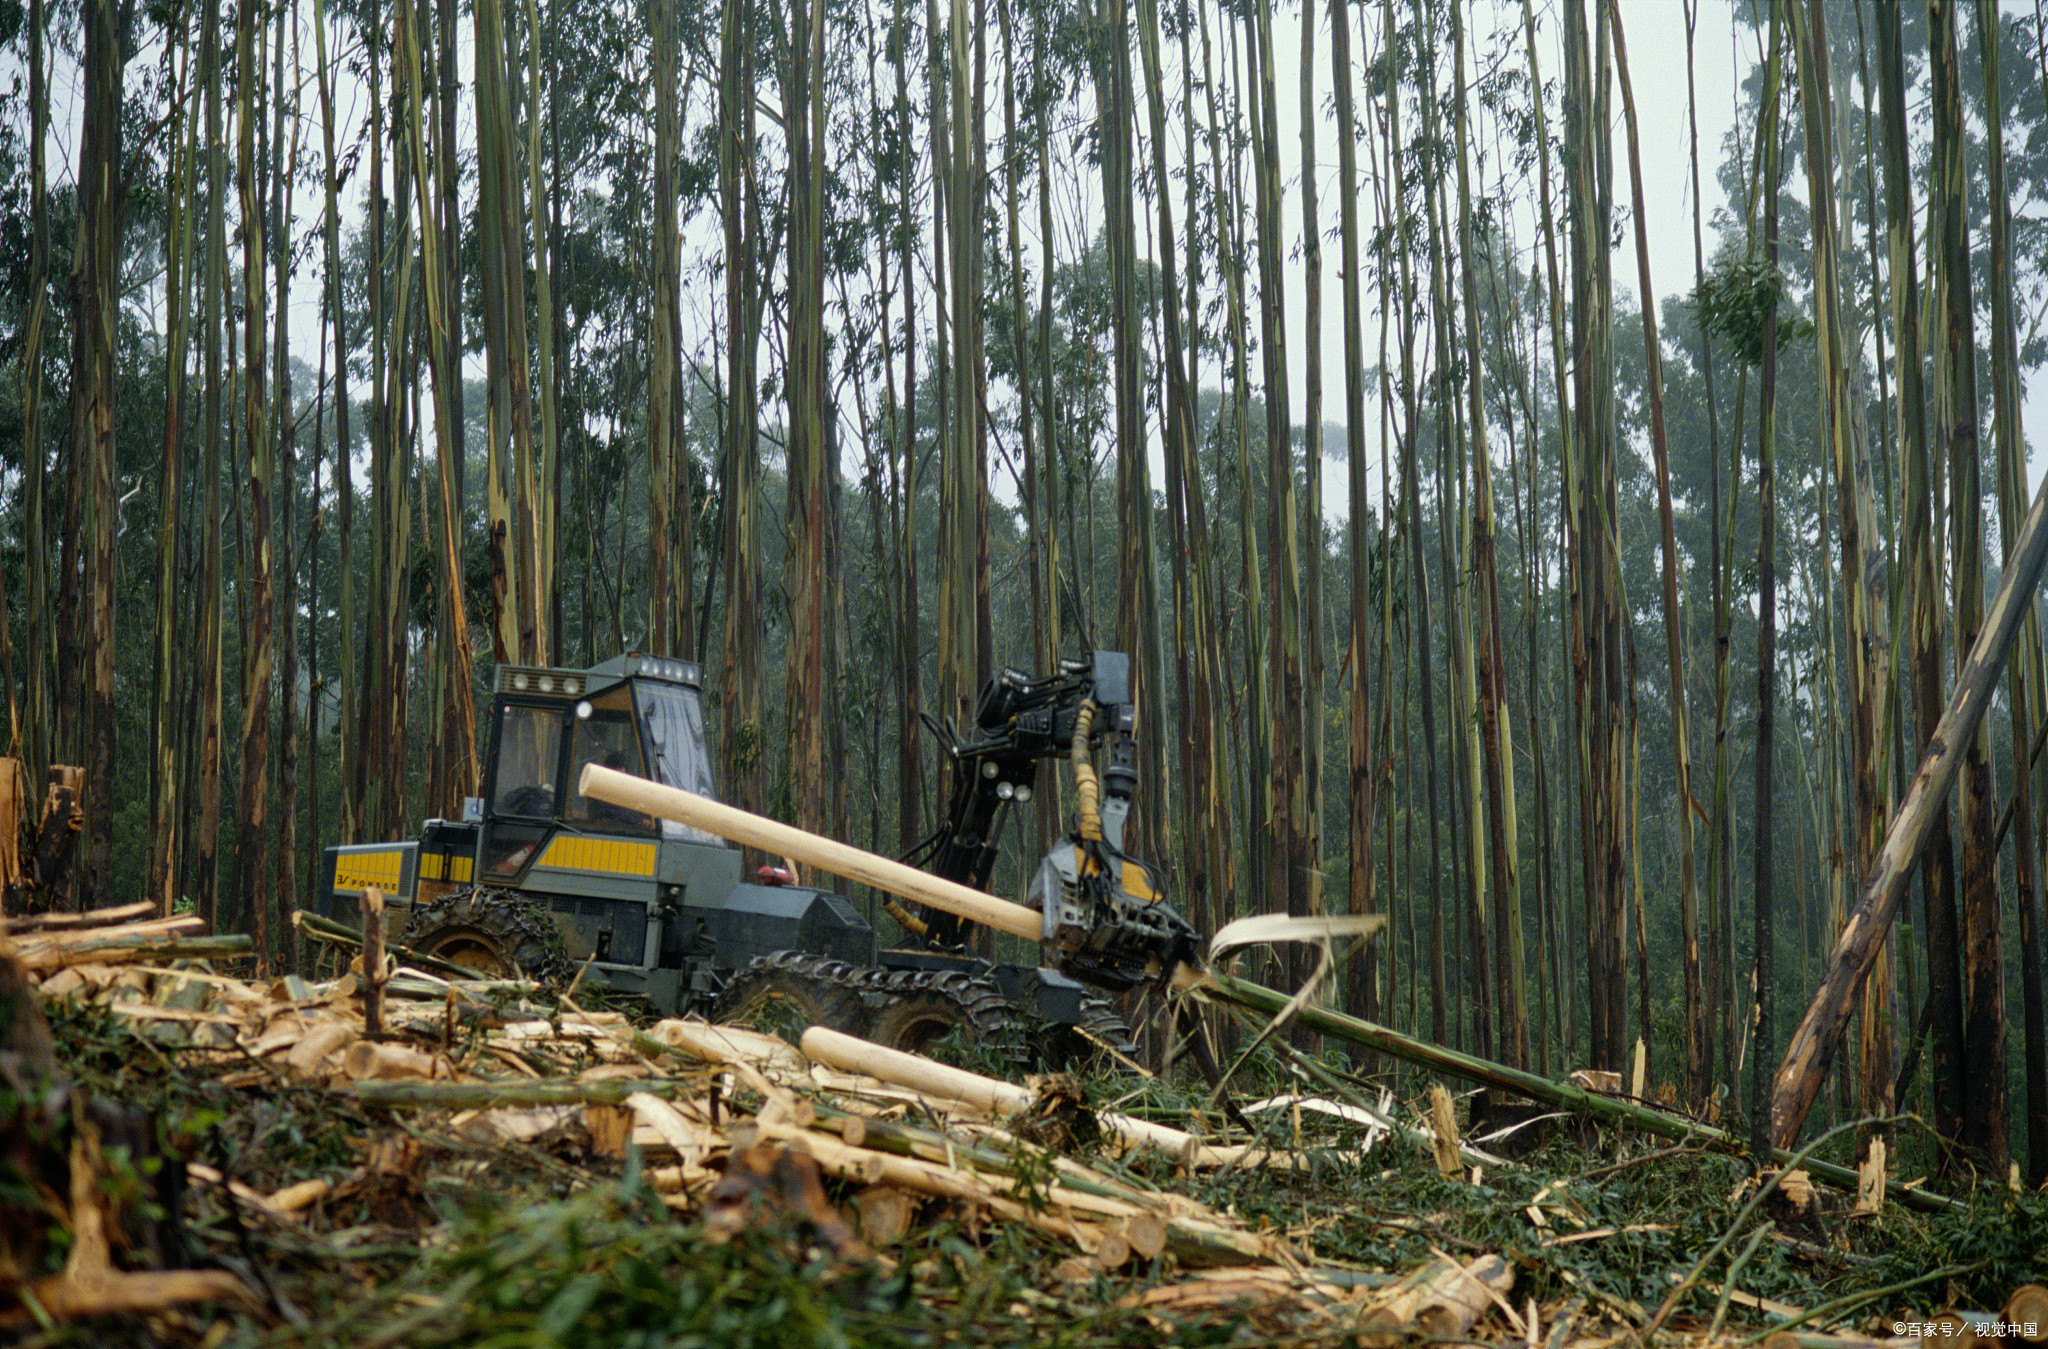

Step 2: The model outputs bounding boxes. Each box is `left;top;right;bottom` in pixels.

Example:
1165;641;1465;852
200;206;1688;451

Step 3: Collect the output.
321;655;871;1014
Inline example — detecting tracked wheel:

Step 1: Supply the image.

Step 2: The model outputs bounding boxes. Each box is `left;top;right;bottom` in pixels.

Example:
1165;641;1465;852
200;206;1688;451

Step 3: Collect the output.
866;970;1021;1058
1042;995;1141;1072
404;889;574;986
714;952;871;1041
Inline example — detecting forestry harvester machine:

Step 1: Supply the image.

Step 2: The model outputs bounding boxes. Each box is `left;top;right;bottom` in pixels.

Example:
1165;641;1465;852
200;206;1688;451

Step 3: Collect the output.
320;650;1205;1058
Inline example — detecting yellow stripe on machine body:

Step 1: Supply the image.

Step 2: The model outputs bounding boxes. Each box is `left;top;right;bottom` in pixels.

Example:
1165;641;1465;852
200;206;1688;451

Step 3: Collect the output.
418;852;475;883
535;835;658;878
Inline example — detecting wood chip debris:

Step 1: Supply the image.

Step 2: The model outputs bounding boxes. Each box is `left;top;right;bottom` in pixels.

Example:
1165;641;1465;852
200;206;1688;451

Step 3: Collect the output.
10;904;1553;1339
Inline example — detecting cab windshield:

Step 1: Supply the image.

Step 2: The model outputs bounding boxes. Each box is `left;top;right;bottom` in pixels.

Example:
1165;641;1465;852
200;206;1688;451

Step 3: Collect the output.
566;684;655;833
635;683;720;844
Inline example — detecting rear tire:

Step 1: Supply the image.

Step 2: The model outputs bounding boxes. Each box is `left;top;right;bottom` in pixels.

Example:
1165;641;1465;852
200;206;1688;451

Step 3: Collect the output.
714;952;871;1040
866;970;1020;1057
1043;996;1140;1072
404;889;574;986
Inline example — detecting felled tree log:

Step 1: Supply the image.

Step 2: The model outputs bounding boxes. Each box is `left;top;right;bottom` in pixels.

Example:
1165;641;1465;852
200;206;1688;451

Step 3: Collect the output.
15;932;252;973
1198;970;1957;1213
0;900;153;934
803;1025;1268;1166
351;1077;701;1110
580;764;1049;944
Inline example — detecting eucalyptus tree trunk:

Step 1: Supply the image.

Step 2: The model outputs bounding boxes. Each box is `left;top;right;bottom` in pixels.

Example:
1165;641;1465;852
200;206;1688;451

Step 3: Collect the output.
152;7;197;913
1135;0;1225;939
1297;0;1326;937
931;0;985;789
1087;0;1164;870
21;0;51;785
314;0;356;843
270;3;301;950
1681;0;1732;1098
893;0;922;852
74;0;127;907
523;0;561;662
475;0;545;667
1611;0;1702;1103
1929;0;2007;1174
276;435;300;933
1520;0;1578;1063
1981;0;2048;1185
1750;1;1787;1161
1874;0;1961;1153
1452;0;1524;1068
783;0;831;837
402;0;477;809
196;0;227;915
1248;3;1311;982
1787;0;1894;1132
719;0;765;820
1563;0;1625;1072
1332;0;1380;1026
370;10;420;842
235;0;278;946
649;0;682;656
1384;0;1444;1046
1205;1;1266;938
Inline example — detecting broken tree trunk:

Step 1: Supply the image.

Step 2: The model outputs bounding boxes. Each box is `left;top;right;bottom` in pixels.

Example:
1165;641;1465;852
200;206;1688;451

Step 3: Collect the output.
1768;462;2048;1151
1199;970;1956;1212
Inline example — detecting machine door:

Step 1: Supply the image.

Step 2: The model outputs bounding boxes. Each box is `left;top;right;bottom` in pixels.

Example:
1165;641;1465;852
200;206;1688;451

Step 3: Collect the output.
480;700;569;880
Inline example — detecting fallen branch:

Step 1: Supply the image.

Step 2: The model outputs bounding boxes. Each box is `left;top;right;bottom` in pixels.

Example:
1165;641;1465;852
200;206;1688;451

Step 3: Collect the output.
293;909;491;983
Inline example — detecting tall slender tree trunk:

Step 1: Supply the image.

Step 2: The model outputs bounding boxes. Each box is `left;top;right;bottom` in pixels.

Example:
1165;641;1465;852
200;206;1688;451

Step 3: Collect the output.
22;0;52;787
1563;0;1625;1072
476;0;544;668
1453;0;1524;1068
1788;0;1895;1137
1929;0;2007;1173
1247;3;1310;990
1612;0;1702;1103
152;4;196;914
1333;0;1380;1027
1981;0;2048;1185
1750;1;1787;1161
1875;0;1961;1153
1134;0;1222;939
719;0;764;820
75;0;128;908
783;0;830;836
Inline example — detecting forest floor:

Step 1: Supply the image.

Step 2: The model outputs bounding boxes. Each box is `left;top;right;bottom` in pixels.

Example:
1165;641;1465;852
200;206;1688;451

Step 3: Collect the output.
4;914;2046;1349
